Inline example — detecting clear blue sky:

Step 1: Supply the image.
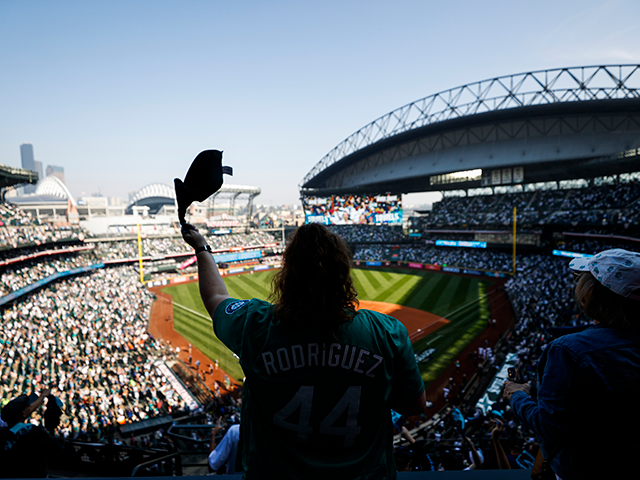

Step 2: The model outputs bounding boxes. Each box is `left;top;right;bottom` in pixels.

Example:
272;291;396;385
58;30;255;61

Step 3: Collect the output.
1;0;639;205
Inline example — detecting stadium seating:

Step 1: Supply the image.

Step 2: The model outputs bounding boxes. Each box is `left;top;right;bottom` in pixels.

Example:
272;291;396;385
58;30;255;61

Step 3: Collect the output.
426;181;640;228
2;185;639;474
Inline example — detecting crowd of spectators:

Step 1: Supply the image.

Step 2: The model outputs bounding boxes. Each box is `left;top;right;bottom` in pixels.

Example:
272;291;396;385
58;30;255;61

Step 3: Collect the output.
329;224;405;243
0;223;279;305
427;181;640;228
90;231;277;261
0;224;86;250
353;244;513;272
0;202;33;226
0;253;91;297
0;267;189;442
555;237;640;254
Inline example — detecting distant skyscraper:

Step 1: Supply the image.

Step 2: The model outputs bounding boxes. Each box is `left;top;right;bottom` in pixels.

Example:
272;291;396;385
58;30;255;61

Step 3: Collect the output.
34;161;43;183
46;165;65;184
20;143;37;194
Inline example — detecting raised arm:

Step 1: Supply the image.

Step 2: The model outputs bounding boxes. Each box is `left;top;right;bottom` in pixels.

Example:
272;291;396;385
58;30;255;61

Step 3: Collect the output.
491;419;511;470
208;417;224;454
464;436;483;470
23;388;51;418
181;224;230;317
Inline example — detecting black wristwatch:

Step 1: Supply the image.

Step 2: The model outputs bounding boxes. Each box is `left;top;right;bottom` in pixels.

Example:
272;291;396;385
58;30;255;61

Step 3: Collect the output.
195;244;212;255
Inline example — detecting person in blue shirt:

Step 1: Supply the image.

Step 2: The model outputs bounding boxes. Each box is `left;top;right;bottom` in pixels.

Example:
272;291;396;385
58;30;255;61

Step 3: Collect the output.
503;249;640;480
208;417;240;475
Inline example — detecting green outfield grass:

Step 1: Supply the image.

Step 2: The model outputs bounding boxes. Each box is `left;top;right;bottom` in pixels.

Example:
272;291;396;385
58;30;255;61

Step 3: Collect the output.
161;270;276;381
161;268;492;386
352;268;492;386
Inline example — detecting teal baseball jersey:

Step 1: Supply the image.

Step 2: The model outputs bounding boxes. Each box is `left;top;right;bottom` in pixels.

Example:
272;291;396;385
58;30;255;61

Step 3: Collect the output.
213;297;424;480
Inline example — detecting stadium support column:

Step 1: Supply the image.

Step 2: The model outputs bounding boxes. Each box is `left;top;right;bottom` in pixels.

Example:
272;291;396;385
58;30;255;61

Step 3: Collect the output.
512;207;517;275
209;192;220;220
246;193;259;233
230;192;241;216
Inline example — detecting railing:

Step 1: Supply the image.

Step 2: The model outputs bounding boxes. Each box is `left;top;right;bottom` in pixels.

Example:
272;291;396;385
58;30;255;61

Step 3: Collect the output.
131;452;182;476
165;424;216;471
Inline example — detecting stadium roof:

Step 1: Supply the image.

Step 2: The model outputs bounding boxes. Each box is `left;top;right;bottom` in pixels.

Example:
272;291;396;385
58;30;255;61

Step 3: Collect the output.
301;65;640;196
0;163;38;190
128;182;261;214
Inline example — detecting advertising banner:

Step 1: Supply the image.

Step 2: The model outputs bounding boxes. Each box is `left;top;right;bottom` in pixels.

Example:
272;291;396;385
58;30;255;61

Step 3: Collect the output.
408;262;423;269
484;271;507;278
552;249;593;259
463;269;483;276
303;194;402;225
436;240;487;249
513;166;524;183
442;266;461;273
214;250;262;263
170;276;190;284
178;256;197;269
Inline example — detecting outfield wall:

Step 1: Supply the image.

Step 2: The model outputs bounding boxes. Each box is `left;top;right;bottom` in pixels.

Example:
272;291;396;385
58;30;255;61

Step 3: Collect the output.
146;262;282;288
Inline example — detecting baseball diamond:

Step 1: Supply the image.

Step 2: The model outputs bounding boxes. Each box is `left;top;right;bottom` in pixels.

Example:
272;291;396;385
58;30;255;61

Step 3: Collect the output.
159;267;494;388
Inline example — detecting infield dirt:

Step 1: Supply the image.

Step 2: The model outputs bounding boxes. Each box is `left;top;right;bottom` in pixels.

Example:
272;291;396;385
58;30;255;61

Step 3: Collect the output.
356;300;449;341
147;288;240;395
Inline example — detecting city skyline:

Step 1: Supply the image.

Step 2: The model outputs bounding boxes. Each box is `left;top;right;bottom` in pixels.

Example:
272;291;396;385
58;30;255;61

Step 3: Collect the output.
2;1;639;205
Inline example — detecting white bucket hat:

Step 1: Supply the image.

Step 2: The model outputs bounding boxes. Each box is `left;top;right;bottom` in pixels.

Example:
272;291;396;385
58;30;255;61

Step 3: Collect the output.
569;248;640;301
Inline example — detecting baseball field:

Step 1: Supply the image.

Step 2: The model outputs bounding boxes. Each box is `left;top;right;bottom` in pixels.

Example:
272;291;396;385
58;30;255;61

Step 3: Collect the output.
161;267;493;387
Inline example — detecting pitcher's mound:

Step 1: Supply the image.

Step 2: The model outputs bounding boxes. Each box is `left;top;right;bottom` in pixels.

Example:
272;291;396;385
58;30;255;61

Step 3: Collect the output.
357;300;449;343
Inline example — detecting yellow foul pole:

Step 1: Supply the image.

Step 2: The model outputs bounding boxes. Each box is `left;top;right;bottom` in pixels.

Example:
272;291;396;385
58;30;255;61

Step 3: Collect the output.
137;223;144;283
512;207;517;275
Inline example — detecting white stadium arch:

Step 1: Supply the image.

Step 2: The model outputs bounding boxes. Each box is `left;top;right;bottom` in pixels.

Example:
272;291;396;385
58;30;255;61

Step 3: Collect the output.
35;175;77;206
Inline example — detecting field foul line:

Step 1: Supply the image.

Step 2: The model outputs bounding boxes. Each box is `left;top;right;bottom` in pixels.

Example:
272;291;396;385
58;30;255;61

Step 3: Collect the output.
173;302;211;321
425;334;443;345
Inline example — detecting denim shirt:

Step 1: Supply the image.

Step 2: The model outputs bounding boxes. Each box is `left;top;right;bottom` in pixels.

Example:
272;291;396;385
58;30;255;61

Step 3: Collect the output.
510;324;640;480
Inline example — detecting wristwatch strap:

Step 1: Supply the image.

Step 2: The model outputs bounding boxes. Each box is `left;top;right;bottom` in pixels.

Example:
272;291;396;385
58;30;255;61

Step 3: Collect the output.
195;244;212;255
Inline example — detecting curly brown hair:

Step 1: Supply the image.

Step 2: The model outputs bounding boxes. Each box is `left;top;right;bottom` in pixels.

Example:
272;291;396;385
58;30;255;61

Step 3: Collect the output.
269;223;359;330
